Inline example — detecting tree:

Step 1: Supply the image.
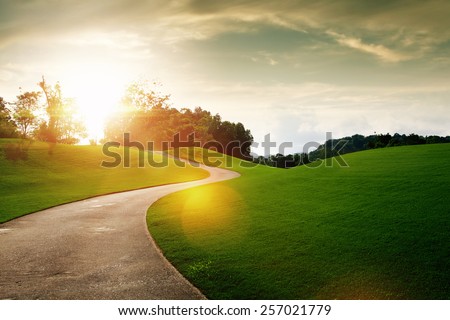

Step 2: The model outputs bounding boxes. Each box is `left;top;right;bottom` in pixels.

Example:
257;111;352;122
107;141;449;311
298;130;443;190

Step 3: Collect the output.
104;80;254;160
191;107;214;144
234;122;253;158
105;80;172;146
38;77;86;143
122;80;170;113
406;133;426;145
352;134;365;150
0;97;18;138
12;91;40;138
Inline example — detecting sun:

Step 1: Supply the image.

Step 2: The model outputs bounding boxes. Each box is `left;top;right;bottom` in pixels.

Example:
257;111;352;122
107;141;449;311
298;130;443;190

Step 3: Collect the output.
64;66;126;142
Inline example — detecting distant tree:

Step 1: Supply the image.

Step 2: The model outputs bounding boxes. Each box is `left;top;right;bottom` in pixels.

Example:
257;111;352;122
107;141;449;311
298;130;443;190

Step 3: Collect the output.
405;133;426;145
426;135;447;144
387;133;405;146
352;134;365;150
38;77;86;143
0;97;18;138
260;131;450;169
11;91;41;138
374;133;392;148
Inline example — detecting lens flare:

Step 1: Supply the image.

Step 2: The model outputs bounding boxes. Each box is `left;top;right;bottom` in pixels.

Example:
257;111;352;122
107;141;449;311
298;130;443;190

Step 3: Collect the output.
181;184;245;248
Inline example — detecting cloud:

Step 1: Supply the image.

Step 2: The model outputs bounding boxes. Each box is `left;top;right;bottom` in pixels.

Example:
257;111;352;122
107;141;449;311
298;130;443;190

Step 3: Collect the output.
3;1;450;44
250;51;279;66
179;1;450;40
326;31;412;62
1;0;449;142
0;0;448;71
183;78;450;152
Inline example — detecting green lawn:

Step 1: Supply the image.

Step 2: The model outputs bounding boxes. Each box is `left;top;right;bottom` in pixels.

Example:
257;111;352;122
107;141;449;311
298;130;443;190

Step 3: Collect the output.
0;139;208;223
148;144;450;299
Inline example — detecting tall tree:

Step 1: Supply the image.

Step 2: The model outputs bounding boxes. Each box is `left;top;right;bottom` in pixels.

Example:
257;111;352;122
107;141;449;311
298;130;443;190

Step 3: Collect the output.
12;91;40;138
38;77;63;142
38;77;86;143
0;97;18;138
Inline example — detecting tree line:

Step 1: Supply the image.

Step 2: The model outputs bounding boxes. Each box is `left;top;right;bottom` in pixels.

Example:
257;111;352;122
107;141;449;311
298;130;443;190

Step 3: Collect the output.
258;133;450;168
0;77;86;144
104;81;254;159
1;79;254;160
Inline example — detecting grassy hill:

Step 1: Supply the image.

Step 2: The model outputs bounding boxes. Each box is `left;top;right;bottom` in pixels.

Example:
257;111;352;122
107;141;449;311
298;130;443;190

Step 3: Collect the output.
148;144;450;299
0;139;208;223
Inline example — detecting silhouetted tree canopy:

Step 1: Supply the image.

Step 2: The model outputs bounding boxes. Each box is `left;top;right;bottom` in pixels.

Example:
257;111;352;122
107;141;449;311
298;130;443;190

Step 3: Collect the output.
259;133;450;168
104;81;253;159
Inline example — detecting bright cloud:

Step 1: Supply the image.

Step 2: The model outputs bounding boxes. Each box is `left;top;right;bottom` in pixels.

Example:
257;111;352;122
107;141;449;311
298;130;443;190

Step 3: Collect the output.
326;31;412;63
1;0;449;148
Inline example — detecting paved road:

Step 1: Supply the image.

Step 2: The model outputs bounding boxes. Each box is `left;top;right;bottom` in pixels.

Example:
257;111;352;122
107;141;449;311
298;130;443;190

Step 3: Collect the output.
0;163;239;299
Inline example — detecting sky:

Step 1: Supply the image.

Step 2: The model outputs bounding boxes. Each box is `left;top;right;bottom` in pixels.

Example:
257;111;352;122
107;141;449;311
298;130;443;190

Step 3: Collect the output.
1;0;449;154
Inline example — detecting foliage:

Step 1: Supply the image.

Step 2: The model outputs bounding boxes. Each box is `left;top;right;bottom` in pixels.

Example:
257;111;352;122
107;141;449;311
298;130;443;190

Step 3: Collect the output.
310;132;450;160
2;140;31;162
262;132;450;168
148;144;450;299
11;91;40;138
0;97;18;138
37;77;86;144
104;80;253;159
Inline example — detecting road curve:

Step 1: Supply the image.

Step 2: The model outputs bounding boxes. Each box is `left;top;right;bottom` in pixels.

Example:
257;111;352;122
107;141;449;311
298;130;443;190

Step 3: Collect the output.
0;163;239;299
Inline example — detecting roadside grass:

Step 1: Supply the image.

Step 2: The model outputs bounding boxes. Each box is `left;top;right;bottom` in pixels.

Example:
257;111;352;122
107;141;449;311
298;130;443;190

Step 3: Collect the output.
0;139;208;223
148;144;450;299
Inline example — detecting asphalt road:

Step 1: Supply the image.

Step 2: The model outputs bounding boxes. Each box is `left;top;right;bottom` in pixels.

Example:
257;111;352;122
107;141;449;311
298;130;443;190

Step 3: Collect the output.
0;164;239;299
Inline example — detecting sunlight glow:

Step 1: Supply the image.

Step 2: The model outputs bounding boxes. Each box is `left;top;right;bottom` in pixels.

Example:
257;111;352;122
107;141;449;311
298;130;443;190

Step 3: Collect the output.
181;185;246;248
64;63;128;142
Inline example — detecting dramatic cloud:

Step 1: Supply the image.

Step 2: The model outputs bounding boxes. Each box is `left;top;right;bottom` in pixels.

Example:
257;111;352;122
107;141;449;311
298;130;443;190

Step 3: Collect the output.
3;1;450;46
1;0;449;147
326;31;412;62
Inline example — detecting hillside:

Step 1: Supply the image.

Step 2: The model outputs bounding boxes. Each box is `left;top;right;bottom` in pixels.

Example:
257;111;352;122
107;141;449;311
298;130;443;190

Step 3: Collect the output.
0;139;208;223
148;144;450;299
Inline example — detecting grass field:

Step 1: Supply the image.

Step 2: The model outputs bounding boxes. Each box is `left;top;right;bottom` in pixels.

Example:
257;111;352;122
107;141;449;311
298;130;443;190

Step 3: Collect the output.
0;139;208;223
148;144;450;299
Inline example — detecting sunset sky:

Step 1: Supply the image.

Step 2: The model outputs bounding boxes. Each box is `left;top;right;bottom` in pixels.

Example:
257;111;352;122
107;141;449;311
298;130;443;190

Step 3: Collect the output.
1;0;449;153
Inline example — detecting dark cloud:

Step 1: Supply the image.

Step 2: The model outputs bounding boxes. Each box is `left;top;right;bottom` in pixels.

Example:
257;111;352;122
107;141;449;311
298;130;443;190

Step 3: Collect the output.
1;0;449;68
0;0;448;68
180;0;450;49
3;0;450;42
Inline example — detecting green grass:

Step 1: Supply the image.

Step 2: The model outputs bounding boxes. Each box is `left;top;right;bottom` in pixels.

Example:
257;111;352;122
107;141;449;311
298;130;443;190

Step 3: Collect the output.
0;139;208;223
148;144;450;299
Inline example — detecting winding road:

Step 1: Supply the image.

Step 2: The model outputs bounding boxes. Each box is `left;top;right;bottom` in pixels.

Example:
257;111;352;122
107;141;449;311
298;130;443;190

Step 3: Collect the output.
0;163;239;299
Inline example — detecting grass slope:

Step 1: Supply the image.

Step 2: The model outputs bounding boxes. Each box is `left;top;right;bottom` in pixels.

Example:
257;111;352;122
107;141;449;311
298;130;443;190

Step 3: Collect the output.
148;144;450;299
0;139;208;223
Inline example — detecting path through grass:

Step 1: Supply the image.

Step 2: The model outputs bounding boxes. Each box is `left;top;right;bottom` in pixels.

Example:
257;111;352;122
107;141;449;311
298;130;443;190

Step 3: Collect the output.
0;139;208;223
148;144;450;299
